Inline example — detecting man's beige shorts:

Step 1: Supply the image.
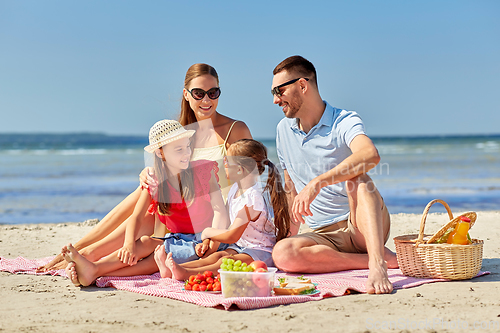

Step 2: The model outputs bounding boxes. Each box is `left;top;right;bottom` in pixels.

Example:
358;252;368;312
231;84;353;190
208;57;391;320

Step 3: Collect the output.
295;203;391;254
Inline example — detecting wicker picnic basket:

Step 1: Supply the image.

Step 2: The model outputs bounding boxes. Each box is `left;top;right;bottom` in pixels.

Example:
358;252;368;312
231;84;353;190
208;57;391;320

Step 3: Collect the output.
393;199;483;280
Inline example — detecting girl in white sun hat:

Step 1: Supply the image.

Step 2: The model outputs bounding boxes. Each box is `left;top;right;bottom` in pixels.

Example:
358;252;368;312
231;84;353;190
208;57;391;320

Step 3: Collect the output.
61;119;230;287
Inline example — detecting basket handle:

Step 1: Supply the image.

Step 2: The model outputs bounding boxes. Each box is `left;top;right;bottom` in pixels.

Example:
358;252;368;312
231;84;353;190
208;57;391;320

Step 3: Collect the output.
417;199;454;243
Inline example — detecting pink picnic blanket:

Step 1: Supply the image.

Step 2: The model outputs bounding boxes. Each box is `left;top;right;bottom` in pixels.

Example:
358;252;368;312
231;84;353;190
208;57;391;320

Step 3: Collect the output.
0;256;489;310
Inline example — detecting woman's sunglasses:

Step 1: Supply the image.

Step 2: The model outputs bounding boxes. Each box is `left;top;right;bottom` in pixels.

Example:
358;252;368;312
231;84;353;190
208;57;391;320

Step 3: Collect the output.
187;87;221;100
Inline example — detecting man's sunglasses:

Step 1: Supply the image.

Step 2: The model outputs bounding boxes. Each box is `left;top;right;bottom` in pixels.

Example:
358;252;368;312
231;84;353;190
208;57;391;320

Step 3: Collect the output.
271;77;309;97
187;87;221;100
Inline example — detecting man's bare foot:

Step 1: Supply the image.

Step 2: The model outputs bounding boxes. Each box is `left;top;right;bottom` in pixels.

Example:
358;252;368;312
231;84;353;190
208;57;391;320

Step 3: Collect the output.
65;262;81;286
61;243;98;287
36;253;66;272
154;245;172;278
366;259;393;294
165;252;190;281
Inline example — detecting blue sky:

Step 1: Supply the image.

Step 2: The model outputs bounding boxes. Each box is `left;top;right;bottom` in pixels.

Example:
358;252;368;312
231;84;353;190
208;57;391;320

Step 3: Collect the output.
1;0;499;139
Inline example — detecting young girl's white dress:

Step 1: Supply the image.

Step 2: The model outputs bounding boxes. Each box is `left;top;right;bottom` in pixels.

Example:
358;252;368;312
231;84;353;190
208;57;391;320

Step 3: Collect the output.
227;182;276;259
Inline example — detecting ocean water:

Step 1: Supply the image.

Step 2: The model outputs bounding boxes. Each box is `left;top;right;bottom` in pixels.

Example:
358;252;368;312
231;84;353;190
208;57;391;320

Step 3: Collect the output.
0;133;499;224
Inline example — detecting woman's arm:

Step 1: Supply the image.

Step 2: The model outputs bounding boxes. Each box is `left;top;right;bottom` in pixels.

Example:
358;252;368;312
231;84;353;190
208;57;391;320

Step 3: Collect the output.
139;167;157;190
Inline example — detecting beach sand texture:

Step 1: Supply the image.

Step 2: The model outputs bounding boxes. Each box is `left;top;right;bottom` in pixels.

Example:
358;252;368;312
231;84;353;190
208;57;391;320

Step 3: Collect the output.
1;211;500;333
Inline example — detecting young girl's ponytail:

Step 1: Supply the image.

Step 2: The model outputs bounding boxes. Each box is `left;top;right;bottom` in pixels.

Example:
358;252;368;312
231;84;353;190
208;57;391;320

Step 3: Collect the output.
262;159;290;241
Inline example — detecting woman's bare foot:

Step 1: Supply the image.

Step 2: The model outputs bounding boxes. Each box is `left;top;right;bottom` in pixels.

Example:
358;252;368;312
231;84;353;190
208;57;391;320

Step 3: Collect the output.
65;262;81;286
165;252;190;281
154;245;172;278
36;253;66;272
61;243;98;287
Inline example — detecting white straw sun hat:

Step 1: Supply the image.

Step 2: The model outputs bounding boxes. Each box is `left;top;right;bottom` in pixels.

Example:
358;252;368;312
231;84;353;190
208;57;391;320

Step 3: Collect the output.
144;119;195;153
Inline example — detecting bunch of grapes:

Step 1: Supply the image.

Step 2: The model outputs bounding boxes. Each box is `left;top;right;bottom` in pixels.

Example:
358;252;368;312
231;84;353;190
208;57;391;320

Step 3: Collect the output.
219;258;254;272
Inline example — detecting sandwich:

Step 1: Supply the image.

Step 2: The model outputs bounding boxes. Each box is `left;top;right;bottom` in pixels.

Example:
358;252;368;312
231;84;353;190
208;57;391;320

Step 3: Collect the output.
277;275;312;287
273;282;316;295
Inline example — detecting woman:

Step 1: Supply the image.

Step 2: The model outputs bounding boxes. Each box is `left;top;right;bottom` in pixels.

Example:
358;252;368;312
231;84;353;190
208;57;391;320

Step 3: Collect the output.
38;63;252;272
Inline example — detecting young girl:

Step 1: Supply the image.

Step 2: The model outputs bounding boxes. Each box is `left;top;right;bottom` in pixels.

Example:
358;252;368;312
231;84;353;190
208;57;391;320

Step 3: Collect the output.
63;119;229;286
154;139;292;281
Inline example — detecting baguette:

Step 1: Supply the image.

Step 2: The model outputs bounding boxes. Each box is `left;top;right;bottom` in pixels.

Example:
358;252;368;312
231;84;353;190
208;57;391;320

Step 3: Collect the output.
273;283;316;295
278;276;312;287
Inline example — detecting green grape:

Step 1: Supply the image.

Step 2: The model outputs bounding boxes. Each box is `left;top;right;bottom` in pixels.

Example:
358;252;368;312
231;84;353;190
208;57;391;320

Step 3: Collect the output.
241;262;247;269
220;264;228;271
232;266;240;271
234;260;242;267
221;258;228;265
226;264;233;271
227;258;235;265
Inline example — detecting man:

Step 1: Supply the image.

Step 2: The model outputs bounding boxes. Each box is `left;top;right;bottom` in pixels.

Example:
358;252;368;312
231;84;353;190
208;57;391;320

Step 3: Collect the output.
271;55;398;294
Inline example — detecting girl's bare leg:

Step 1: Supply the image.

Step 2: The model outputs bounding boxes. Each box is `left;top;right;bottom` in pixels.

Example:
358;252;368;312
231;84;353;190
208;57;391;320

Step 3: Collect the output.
38;187;143;272
154;246;232;278
180;250;235;268
167;251;252;281
154;245;238;278
103;252;159;277
154;245;171;278
79;212;154;262
102;236;162;277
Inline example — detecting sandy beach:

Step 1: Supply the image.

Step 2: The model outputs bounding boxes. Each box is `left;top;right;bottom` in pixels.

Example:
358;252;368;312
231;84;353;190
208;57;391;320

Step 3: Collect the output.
1;211;499;333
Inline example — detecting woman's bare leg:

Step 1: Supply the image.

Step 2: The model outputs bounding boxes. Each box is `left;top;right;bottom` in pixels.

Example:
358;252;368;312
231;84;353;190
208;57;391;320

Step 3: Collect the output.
62;236;160;287
38;187;142;271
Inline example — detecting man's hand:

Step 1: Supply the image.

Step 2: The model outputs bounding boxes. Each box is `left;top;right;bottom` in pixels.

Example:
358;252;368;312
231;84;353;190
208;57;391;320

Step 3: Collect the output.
195;239;210;257
117;242;138;266
139;167;157;189
292;179;321;224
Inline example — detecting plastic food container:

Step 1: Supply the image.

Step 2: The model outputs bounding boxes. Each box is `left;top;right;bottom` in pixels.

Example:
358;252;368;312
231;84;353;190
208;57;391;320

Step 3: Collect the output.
218;268;277;298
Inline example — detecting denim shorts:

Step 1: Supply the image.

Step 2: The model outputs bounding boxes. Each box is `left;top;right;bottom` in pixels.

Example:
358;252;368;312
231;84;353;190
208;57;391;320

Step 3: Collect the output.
154;232;229;264
227;244;274;267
